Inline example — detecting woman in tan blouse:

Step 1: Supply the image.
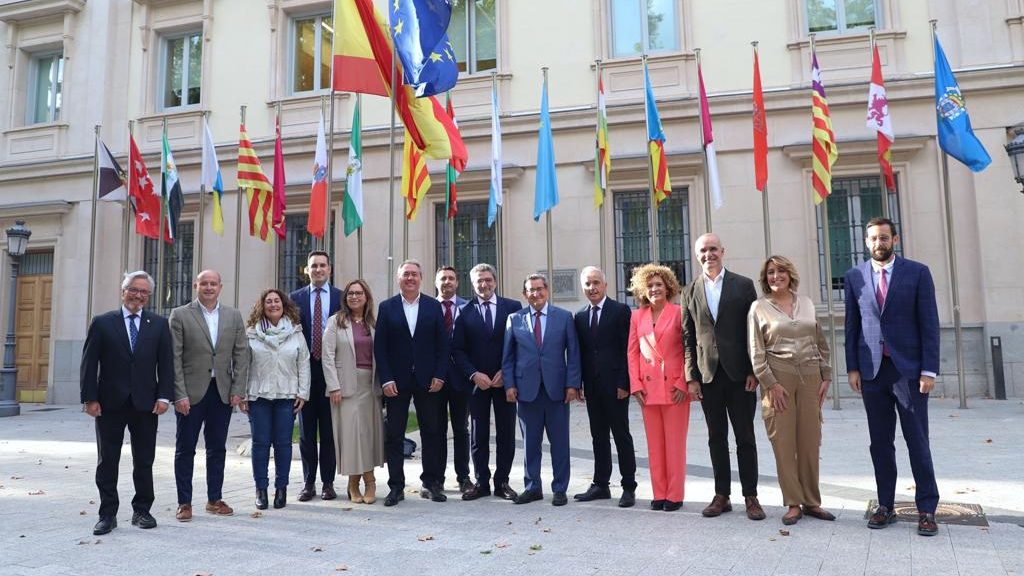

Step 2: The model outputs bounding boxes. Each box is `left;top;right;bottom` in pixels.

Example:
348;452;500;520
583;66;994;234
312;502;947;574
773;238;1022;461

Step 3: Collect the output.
322;279;384;504
747;255;833;525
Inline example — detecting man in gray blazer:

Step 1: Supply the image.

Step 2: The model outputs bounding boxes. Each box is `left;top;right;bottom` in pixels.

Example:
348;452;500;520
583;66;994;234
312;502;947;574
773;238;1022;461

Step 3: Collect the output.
169;270;250;522
682;233;764;520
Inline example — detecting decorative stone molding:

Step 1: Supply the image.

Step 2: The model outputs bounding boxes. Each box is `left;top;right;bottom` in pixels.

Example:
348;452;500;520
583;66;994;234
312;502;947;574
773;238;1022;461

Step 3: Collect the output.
0;0;85;23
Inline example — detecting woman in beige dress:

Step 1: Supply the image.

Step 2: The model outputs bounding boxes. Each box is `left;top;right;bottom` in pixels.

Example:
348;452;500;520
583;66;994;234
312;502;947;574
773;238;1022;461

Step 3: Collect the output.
322;279;384;504
747;255;834;525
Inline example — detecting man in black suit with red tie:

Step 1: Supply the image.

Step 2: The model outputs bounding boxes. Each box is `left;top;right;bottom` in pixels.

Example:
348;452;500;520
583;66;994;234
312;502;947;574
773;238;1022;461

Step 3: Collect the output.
81;271;174;535
573;266;637;507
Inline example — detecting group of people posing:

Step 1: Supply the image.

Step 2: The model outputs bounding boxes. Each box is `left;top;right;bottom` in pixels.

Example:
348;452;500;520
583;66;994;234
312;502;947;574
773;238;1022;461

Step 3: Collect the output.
80;217;942;538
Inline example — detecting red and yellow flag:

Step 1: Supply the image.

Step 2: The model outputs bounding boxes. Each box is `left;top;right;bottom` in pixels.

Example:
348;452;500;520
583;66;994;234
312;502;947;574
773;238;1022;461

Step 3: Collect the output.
237;123;275;242
402;130;431;221
811;50;838;204
867;45;895;191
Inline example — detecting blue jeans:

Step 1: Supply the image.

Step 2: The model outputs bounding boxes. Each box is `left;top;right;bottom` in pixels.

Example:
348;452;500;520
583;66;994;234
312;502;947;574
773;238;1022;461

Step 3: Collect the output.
248;398;295;490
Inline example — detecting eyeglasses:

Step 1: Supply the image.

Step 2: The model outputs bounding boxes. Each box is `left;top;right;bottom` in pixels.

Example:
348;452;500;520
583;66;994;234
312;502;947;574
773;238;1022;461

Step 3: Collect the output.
346;291;365;297
125;287;151;296
526;287;547;294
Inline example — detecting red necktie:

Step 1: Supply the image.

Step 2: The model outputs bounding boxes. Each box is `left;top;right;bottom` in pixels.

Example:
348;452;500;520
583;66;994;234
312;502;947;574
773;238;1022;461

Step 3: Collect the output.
443;300;454;336
875;268;888;310
312;288;323;360
533;311;542;348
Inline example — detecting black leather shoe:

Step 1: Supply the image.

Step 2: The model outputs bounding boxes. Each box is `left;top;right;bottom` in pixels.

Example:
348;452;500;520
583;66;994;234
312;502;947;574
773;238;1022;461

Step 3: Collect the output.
297;483;315;502
513;490;543;505
131;511;157;529
420;484;447;502
663;501;683;512
93;516;117;535
618;490;636;508
650;499;666;511
384;488;405;507
552;492;568;506
255;489;269;510
918;512;938;536
273;488;287;509
458;477;474;494
462;484;491;501
867;505;897;529
494;482;518;501
321;483;337;500
573;484;611;502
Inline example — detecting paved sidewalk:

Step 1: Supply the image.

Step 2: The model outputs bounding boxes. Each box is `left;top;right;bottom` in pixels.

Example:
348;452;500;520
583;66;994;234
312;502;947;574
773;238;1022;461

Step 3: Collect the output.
1;398;1022;576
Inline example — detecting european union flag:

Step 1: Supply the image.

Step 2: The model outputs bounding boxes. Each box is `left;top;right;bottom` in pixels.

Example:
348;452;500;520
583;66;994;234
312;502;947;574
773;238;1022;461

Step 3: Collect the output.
934;35;991;172
534;73;558;221
390;0;459;97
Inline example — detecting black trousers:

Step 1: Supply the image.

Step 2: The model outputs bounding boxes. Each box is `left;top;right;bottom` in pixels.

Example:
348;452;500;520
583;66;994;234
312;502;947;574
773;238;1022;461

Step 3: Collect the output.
384;384;444;490
95;400;158;517
584;389;637;491
299;361;336;486
469;386;517;487
700;367;759;497
438;385;471;484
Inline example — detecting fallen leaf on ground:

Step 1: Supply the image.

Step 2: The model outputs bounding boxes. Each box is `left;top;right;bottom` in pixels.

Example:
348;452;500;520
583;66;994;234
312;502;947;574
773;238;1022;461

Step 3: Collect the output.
779;530;790;536
529;544;543;551
985;439;993;443
335;565;349;571
533;517;542;525
417;535;435;542
310;546;324;552
79;511;86;515
249;512;263;518
340;507;352;512
480;550;492;555
10;476;23;480
28;490;44;495
192;572;212;576
505;521;512;525
495;543;510;549
542;528;552;533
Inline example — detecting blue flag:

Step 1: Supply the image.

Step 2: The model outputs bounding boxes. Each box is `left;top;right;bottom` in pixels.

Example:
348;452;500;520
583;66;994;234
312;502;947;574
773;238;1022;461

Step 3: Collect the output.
390;0;458;97
534;74;558;221
934;35;991;172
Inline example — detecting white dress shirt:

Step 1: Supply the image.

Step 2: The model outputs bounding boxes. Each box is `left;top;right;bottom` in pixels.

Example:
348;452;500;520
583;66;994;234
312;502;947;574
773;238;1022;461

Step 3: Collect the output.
201;301;220;377
402;293;421;336
588;296;607;325
703;268;726;322
308;283;332;333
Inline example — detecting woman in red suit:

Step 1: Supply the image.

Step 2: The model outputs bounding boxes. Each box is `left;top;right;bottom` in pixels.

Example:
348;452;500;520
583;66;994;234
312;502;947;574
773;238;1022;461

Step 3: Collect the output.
627;264;690;511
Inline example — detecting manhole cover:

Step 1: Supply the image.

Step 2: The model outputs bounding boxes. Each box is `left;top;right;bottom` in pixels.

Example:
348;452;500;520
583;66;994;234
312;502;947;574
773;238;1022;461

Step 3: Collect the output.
866;500;988;527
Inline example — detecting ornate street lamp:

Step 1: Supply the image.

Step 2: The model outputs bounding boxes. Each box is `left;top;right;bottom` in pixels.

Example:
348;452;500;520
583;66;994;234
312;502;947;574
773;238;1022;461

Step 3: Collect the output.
1005;123;1024;195
1;220;32;417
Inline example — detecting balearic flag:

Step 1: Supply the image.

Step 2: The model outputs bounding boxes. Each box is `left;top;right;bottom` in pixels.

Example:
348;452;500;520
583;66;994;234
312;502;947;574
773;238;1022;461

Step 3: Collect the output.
271;116;287;241
594;74;610;208
128;135;161;239
444;92;461;218
97;137;126;201
201;117;225;235
307;111;328;239
698;62;723;209
934;34;991;172
644;61;671;205
402;130;431;221
237;123;275;242
389;0;458;97
487;80;503;228
161;131;184;244
811;50;838;204
534;72;558;221
752;47;768;193
867;45;895;191
342;104;364;236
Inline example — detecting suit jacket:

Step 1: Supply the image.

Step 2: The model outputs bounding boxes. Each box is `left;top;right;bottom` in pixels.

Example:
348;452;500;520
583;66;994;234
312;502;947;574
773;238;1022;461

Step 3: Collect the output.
683;269;758;383
627;303;686;405
289;283;343;358
374;293;449;391
80;308;174;411
321;318;379;398
575;297;631;396
169;300;250;405
502;304;581;403
453;295;523;391
439;295;471;393
844;256;940;381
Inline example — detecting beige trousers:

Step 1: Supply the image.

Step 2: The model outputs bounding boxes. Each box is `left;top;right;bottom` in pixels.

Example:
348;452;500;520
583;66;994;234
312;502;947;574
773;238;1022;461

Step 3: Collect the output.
761;358;824;507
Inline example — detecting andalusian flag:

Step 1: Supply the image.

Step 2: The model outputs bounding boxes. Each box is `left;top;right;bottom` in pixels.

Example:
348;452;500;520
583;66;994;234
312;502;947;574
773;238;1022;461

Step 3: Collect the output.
201;117;224;235
643;60;671;205
161;131;184;244
594;74;610;208
402;130;431;221
237;123;275;242
342;104;364;236
811;50;838;204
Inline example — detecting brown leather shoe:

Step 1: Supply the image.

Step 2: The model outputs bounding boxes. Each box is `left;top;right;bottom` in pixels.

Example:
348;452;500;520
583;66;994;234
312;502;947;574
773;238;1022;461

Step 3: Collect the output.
175;503;192;522
745;496;766;520
918;512;938;536
702;495;733;517
205;500;234;516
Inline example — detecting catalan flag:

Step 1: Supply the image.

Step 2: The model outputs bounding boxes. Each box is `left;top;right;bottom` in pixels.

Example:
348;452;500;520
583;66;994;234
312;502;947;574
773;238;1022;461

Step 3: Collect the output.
402;130;431;221
237;123;275;242
867;45;895;191
644;60;671;205
810;50;838;204
594;74;610;208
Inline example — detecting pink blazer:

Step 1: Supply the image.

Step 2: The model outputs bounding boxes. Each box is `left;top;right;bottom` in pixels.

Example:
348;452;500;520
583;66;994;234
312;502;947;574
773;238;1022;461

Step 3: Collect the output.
627;303;686;406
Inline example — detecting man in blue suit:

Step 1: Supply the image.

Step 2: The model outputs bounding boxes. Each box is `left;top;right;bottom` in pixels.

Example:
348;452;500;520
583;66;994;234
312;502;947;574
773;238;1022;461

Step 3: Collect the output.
453;263;521;501
434;265;472;494
375;259;449;506
845;217;941;537
502;273;581;506
290;251;343;502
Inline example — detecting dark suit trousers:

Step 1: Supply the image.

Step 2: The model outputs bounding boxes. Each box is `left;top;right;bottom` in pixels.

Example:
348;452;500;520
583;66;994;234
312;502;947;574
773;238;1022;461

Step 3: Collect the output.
700;367;759;497
384;384;445;490
299;360;336;486
94;400;158;517
585;390;637;491
438;385;471;483
469;386;517;486
518;392;571;494
174;379;232;504
861;356;940;513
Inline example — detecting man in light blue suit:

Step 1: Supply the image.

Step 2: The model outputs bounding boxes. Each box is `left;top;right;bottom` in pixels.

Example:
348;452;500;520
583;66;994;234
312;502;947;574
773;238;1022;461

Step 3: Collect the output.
502;273;581;506
844;217;941;537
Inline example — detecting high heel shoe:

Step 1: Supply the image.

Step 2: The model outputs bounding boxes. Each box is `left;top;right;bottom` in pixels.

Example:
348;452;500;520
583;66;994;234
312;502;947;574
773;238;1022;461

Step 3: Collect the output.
362;471;377;504
255;489;268;510
273;487;287;509
348;475;364;503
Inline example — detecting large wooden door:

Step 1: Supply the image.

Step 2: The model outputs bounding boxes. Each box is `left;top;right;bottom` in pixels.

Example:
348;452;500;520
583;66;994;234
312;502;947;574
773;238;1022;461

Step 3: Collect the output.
15;253;53;403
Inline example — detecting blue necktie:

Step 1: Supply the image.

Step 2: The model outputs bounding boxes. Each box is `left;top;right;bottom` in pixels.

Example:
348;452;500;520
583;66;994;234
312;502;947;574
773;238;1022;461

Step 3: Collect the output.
482;301;493;335
128;314;139;352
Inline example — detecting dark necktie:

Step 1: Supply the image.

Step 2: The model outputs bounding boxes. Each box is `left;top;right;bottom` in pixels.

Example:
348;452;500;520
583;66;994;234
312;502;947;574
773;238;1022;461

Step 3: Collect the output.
533;311;543;348
128;314;139;352
443;300;454;336
482;300;493;334
312;288;323;360
590;305;600;335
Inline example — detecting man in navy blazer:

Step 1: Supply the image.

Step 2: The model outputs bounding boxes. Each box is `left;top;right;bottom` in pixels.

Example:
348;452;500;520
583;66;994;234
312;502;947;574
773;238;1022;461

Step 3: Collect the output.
434;265;472;494
845;217;941;536
453;263;521;501
289;250;343;502
375;259;449;506
502;273;581;506
81;271;173;535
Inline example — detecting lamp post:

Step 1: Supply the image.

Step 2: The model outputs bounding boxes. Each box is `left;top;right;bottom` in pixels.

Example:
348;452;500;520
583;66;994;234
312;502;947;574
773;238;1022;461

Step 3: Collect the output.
1;220;31;417
1005;123;1024;194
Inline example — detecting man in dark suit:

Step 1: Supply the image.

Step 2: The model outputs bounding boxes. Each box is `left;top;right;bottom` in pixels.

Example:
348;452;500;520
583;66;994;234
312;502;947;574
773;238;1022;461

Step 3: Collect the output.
452;263;520;501
683;233;765;520
375;259;449;506
845;217;941;536
573;266;637;507
81;271;173;535
169;269;249;522
434;266;472;494
502;273;581;507
290;250;343;502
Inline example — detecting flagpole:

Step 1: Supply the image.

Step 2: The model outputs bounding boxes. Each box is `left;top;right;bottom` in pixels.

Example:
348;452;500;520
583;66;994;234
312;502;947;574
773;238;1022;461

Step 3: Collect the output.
543;66;554;281
124;121;134;274
931;19;967;409
234;105;246;308
157;117;167;314
86;124;101;326
696;48;713;233
388;42;398;292
197;112;208;273
355;93;364;278
869;28;890;220
274;101;282;285
491;71;504;290
754;41;772;258
595;58;607;272
325;93;334;254
642;54;660;264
